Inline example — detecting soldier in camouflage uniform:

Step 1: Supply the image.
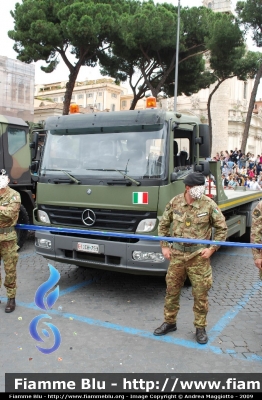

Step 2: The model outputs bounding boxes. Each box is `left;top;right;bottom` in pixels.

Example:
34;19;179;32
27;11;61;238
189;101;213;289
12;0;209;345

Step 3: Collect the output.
0;169;21;313
154;172;227;344
251;201;262;280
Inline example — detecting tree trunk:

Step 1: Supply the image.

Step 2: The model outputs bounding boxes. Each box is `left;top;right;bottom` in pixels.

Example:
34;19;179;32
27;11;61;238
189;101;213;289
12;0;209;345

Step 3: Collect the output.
63;65;81;115
241;63;262;153
207;79;225;152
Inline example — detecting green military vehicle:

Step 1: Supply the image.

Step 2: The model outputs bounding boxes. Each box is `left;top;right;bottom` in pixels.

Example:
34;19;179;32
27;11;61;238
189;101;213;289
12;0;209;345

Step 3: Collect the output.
0;114;44;248
31;106;262;275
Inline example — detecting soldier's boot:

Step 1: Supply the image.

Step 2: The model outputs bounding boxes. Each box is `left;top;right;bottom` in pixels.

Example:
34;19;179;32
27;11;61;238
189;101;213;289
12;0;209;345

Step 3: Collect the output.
5;298;16;313
154;322;177;336
196;328;208;344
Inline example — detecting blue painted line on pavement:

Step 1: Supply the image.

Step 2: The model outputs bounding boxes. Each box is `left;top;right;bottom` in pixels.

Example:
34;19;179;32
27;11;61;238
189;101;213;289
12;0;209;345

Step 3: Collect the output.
59;278;96;296
18;252;36;259
1;296;261;362
208;280;262;344
217;251;252;258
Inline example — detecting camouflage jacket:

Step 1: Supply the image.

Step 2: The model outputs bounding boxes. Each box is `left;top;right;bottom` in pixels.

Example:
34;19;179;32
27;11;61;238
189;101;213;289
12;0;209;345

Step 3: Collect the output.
0;186;21;242
159;192;227;251
251;200;262;260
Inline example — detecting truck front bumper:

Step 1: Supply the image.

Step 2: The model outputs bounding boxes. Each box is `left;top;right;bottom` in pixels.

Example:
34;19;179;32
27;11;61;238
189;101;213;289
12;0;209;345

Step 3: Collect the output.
35;230;169;275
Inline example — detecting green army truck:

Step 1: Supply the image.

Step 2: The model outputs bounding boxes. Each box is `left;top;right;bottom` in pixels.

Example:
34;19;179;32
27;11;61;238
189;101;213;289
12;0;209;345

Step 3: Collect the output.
0;114;44;248
31;107;262;275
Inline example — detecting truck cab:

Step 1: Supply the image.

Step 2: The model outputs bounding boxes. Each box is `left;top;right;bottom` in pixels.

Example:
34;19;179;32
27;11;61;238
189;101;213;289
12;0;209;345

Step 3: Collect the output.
0;114;36;247
32;108;214;274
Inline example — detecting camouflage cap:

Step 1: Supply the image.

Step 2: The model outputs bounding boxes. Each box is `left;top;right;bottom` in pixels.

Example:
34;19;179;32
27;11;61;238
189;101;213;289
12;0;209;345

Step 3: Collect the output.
183;172;205;186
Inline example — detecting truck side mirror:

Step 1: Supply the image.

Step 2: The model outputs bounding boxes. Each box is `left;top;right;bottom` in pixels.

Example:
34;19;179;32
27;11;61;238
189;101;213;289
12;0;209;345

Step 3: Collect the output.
170;172;178;182
30;161;39;181
30;131;39;160
194;161;210;176
193;125;210;158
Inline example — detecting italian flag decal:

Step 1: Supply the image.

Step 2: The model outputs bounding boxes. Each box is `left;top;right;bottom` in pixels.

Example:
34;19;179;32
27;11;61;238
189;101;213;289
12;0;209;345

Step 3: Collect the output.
133;192;148;204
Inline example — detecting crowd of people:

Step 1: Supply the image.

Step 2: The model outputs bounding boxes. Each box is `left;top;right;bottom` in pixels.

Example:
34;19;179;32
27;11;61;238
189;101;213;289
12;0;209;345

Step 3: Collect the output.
212;148;262;190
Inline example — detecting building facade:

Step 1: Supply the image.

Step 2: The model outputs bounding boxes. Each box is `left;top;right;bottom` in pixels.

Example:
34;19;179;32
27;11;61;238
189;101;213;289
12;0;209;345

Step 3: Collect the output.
0;55;35;121
174;0;262;156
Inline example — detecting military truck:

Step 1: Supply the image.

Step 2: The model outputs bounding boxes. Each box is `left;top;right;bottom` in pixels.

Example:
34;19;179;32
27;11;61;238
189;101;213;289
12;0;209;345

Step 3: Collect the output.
0;114;44;248
31;103;262;275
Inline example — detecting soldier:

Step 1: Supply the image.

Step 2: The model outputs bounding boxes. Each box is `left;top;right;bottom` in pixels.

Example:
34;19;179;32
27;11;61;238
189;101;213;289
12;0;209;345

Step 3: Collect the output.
251;201;262;280
154;172;227;344
0;169;21;313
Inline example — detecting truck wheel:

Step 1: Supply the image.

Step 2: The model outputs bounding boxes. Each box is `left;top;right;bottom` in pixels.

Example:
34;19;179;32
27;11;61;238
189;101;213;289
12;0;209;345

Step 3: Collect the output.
16;205;30;249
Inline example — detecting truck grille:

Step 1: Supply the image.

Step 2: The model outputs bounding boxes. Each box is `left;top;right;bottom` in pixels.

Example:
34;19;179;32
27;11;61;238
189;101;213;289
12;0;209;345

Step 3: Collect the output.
39;205;156;233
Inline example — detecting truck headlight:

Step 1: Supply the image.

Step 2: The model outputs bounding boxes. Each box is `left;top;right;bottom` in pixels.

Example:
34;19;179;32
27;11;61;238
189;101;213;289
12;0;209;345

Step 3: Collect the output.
35;238;51;249
132;251;165;262
136;219;157;233
37;210;50;224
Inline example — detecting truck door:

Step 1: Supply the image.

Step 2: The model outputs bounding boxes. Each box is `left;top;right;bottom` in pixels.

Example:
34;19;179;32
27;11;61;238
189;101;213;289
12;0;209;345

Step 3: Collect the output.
2;123;31;185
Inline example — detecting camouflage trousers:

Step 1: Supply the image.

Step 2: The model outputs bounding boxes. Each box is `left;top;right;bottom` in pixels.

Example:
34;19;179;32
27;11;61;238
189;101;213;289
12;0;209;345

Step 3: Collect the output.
0;239;19;298
164;252;213;328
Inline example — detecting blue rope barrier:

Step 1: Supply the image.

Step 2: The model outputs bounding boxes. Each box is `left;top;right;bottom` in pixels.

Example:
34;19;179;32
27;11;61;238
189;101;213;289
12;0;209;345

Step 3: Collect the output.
15;224;262;249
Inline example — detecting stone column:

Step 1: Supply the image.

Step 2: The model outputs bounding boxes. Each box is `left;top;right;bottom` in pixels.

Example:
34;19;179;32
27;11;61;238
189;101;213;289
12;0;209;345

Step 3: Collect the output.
210;80;230;156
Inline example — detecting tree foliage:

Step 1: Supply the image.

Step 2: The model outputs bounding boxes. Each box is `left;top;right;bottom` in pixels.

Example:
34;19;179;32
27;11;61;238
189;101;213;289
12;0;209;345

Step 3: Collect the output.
99;3;217;109
8;0;123;114
236;0;262;153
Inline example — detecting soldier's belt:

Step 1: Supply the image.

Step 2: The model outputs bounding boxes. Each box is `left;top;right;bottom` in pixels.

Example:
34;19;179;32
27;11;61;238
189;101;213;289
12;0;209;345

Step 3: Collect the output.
172;242;206;253
0;226;15;234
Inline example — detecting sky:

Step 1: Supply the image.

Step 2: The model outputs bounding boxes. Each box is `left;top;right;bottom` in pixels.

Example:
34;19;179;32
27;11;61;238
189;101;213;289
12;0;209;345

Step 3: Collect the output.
1;0;260;96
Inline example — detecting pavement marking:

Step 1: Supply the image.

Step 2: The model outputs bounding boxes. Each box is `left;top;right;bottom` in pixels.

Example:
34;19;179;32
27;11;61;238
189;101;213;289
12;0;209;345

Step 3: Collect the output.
218;252;252;257
18;252;37;259
11;248;261;361
1;280;262;363
209;280;262;342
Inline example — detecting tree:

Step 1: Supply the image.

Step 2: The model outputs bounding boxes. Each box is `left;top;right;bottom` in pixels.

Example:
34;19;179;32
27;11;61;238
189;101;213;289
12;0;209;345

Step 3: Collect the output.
99;3;216;109
236;0;262;153
8;0;123;115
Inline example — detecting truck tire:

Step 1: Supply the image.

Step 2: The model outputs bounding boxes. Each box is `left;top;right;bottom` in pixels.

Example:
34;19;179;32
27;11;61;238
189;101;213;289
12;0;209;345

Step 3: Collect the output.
16;205;30;249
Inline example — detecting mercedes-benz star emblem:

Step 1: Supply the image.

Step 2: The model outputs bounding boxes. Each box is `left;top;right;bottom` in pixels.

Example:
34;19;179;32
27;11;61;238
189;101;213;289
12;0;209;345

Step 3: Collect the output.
82;209;96;227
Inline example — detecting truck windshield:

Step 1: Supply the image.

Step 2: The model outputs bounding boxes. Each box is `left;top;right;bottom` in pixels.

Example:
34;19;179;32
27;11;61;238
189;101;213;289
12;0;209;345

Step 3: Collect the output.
40;127;167;179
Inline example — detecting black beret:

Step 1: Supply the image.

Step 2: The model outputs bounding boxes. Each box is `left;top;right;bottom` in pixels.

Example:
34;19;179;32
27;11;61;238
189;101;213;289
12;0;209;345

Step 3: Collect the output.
183;172;205;186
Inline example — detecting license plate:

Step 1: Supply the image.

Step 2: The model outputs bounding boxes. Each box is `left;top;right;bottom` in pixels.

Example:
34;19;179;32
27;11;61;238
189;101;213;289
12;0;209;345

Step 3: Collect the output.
77;242;99;253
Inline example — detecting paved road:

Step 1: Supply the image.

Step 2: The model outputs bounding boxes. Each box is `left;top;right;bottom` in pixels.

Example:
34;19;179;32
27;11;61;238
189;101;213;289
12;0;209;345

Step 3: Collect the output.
1;233;262;392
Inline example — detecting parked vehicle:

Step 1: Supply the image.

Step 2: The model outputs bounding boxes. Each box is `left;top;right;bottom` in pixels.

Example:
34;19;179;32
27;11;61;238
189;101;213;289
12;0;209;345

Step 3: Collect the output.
31;101;262;275
0;114;45;247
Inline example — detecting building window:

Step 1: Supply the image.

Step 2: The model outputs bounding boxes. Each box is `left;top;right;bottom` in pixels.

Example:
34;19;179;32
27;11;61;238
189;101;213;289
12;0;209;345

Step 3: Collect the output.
98;92;102;96
111;104;115;112
243;82;247;100
88;93;93;98
122;100;127;107
78;94;84;99
53;97;58;102
96;103;101;110
111;93;117;98
60;97;64;102
71;95;75;100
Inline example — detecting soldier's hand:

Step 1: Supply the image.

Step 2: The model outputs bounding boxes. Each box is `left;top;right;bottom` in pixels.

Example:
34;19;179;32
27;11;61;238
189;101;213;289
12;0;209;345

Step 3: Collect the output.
254;259;262;270
162;247;171;260
201;248;215;259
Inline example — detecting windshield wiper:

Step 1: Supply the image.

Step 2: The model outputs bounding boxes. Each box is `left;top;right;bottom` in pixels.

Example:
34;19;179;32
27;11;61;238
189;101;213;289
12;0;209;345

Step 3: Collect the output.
41;168;81;184
86;168;141;186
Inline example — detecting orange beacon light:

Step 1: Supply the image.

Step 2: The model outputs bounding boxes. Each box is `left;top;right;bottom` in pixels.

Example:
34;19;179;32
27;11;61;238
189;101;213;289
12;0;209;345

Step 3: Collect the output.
70;104;80;114
146;96;157;108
